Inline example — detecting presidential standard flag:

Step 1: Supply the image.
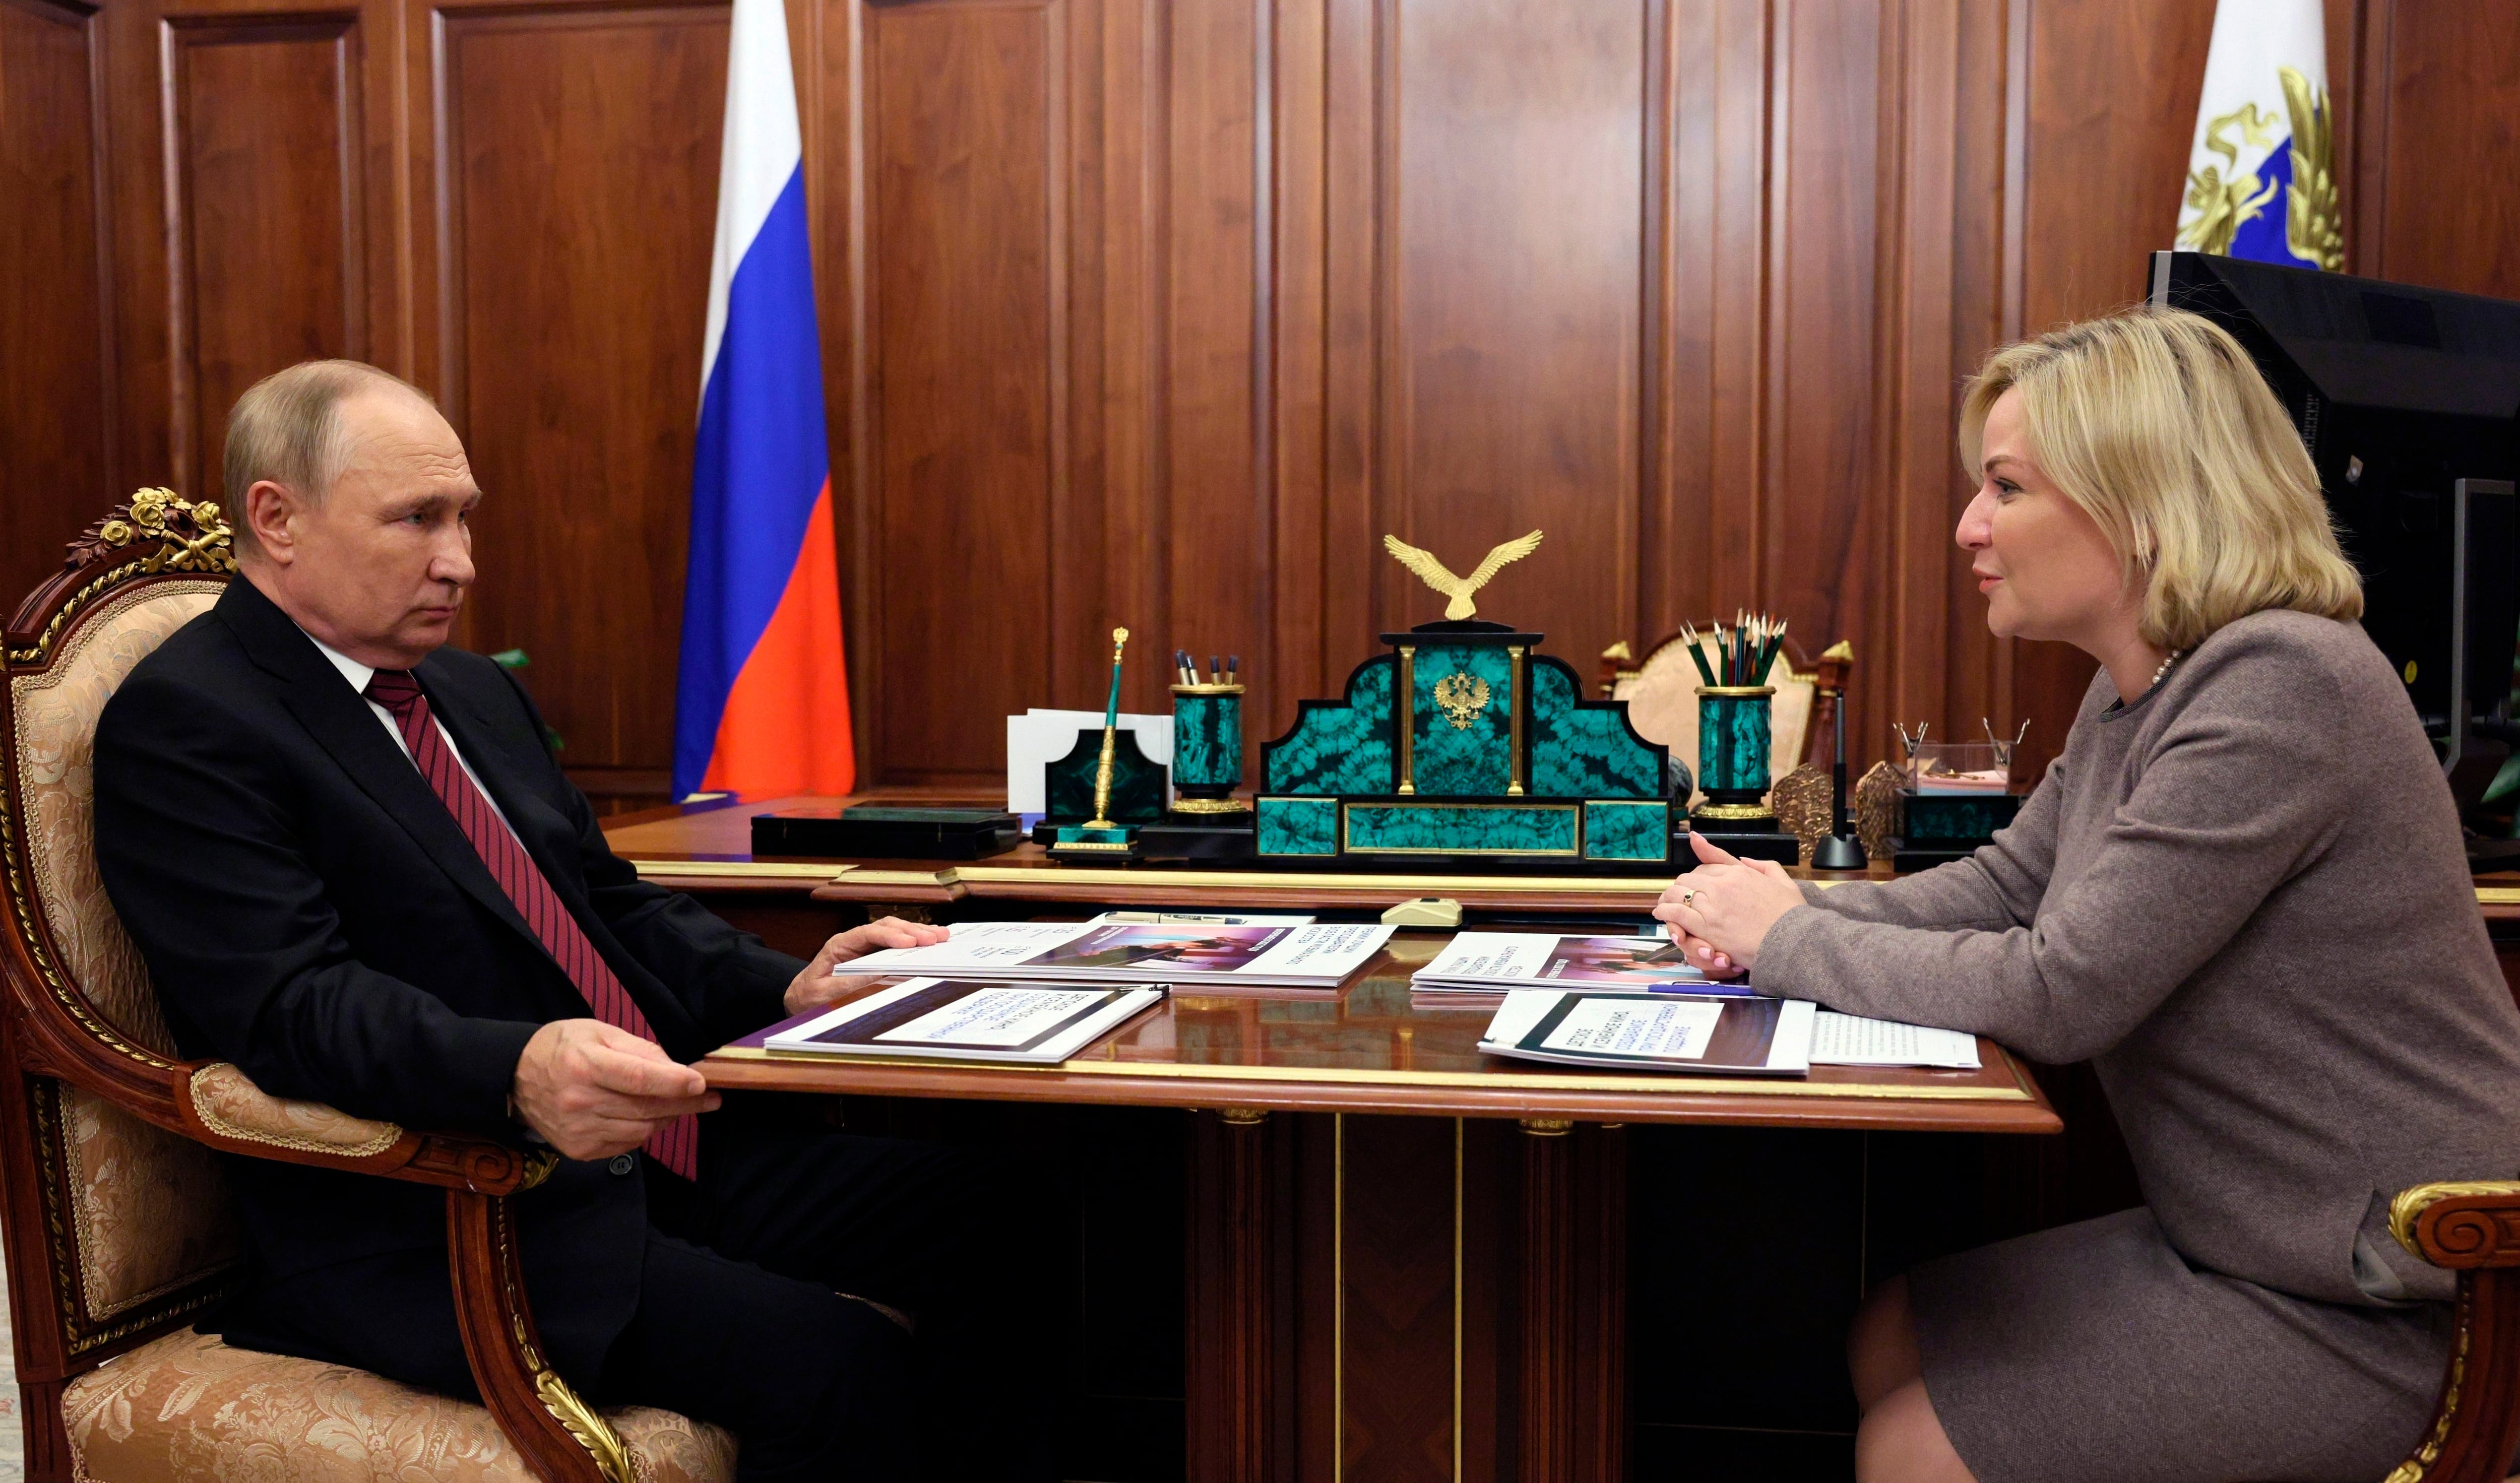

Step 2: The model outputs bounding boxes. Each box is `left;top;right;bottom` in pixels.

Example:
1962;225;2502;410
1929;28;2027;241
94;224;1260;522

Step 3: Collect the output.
672;0;855;799
2175;0;2343;270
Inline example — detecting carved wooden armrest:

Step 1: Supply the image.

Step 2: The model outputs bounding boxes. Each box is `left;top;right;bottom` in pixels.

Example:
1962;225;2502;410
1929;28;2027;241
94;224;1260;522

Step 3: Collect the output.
174;1061;554;1195
179;1064;613;1480
2390;1181;2520;1269
18;1015;611;1479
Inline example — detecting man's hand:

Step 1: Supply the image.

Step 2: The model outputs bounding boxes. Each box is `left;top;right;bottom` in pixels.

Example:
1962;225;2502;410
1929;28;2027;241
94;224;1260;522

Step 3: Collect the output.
783;916;953;1016
1651;831;1807;976
511;1019;718;1162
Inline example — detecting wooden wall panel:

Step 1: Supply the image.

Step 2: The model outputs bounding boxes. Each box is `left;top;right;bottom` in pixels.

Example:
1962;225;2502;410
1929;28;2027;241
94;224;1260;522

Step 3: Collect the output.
2355;1;2520;302
859;0;1063;784
1999;0;2214;777
1162;0;1271;739
12;0;2520;807
434;3;726;798
1655;0;1769;639
1762;0;1888;763
1873;0;2009;771
167;16;364;508
0;0;113;607
1376;0;1645;675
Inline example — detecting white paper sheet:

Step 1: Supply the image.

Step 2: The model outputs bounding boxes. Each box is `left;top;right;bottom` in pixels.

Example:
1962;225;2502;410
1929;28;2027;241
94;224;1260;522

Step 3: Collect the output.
875;987;1112;1047
1538;998;1723;1060
1810;1012;1980;1068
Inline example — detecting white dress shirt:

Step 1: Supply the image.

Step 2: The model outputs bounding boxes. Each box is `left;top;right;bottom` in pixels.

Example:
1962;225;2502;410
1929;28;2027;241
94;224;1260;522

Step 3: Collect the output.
301;630;527;844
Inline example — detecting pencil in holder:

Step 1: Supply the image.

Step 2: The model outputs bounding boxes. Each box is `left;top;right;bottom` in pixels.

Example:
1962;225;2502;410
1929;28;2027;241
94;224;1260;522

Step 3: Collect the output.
1695;685;1775;816
1170;684;1250;814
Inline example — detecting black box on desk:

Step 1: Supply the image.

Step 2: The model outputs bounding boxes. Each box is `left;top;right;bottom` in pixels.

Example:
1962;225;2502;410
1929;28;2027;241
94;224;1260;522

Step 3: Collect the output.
751;806;1023;861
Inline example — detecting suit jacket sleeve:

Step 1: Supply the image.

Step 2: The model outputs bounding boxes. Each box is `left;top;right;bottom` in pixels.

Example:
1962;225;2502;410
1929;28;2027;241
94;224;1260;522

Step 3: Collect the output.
493;667;803;1045
94;672;539;1135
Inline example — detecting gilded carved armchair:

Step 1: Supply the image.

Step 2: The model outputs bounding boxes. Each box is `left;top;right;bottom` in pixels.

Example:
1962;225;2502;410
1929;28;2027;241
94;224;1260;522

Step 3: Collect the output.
0;493;732;1483
2382;1182;2520;1483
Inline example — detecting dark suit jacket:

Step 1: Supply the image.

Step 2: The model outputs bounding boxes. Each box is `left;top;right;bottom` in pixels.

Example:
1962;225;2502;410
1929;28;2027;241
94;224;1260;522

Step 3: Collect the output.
93;578;802;1390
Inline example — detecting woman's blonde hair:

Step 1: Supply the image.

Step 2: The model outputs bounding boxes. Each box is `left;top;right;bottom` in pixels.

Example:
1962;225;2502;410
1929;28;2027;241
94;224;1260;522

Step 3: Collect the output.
1958;305;2362;651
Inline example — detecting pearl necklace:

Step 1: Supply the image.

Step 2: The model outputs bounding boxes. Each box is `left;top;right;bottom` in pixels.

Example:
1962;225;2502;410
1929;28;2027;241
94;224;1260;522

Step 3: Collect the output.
2149;648;2185;690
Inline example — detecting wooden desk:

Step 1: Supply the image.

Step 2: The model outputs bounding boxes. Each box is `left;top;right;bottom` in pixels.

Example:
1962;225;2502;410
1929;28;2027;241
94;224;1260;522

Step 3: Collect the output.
617;798;2060;1481
707;945;2055;1133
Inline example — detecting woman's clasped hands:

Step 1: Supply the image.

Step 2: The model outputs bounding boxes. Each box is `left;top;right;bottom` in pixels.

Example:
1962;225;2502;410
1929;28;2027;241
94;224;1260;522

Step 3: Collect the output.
1652;831;1811;980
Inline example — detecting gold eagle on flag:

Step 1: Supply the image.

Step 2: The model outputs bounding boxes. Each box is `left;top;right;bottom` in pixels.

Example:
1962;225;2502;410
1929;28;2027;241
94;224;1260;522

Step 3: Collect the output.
1382;531;1545;621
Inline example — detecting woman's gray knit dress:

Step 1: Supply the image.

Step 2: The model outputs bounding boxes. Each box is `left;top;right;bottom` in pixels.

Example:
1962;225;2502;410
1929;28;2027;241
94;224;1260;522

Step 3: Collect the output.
1751;609;2520;1483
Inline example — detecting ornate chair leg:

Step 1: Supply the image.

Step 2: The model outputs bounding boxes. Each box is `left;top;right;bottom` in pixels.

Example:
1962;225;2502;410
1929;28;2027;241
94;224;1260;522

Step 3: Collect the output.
445;1188;628;1483
2390;1270;2520;1483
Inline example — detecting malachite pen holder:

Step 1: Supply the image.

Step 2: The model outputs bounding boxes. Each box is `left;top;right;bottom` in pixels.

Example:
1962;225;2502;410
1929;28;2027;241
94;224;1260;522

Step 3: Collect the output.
1170;683;1250;815
1694;685;1775;818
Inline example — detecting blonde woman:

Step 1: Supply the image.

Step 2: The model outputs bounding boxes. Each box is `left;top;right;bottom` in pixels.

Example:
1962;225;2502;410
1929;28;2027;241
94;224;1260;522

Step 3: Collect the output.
1657;306;2520;1483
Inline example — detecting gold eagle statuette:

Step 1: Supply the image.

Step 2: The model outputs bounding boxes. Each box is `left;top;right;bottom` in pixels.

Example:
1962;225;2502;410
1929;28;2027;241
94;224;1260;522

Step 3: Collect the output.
1382;530;1545;621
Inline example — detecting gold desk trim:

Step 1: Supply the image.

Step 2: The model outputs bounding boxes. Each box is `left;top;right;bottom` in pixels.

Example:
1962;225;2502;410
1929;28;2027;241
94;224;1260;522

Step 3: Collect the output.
786;863;1678;895
2479;887;2520;906
1507;646;1526;797
1397;647;1417;795
712;1045;2034;1101
631;860;857;883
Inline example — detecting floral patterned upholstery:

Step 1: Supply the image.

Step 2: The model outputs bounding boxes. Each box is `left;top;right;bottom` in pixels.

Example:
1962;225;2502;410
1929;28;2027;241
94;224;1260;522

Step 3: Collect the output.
11;582;242;1322
186;1063;402;1157
64;1329;736;1483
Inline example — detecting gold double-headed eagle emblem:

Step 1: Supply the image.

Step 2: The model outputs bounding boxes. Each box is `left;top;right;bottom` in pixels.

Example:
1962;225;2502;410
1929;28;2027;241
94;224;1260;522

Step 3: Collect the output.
1432;672;1489;730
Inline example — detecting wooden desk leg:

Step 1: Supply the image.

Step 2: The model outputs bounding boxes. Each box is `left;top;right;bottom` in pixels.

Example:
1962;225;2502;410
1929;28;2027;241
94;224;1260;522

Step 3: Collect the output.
1190;1109;1291;1483
1517;1120;1627;1483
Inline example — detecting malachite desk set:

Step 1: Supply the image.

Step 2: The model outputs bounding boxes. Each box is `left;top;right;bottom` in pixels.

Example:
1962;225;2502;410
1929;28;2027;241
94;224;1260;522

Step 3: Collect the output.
1033;532;1809;874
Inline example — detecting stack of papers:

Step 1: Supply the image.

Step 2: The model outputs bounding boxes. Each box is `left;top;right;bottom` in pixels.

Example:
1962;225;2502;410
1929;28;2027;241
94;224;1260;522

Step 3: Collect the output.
1410;932;1747;996
769;978;1163;1063
1479;990;1813;1076
838;920;1396;991
1811;1011;1979;1068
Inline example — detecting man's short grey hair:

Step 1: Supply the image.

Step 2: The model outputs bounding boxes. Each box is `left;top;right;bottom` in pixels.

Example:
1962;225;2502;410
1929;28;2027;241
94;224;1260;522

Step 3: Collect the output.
222;359;435;557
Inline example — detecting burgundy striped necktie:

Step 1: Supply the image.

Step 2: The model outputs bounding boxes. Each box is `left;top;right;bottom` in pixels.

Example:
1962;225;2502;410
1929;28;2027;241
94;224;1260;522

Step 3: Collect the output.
363;669;698;1180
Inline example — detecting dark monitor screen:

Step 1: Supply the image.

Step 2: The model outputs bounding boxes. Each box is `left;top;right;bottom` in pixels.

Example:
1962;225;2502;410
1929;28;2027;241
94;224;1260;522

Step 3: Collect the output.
2147;250;2520;739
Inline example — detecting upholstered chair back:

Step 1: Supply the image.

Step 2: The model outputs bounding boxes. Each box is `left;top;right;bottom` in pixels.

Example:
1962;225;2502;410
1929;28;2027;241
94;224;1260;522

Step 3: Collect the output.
8;574;240;1349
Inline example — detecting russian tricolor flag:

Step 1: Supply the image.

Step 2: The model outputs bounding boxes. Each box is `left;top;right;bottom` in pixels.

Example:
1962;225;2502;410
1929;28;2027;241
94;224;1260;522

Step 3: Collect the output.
672;0;855;800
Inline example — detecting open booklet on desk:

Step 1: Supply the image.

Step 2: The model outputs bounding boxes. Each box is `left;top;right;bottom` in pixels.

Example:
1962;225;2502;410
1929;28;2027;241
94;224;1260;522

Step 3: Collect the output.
768;978;1166;1064
1411;931;1741;995
836;920;1395;991
1475;991;1983;1074
1479;990;1814;1076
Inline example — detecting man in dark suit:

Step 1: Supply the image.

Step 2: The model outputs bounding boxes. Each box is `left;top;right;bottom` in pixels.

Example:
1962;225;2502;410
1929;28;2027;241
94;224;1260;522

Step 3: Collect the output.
95;359;1043;1482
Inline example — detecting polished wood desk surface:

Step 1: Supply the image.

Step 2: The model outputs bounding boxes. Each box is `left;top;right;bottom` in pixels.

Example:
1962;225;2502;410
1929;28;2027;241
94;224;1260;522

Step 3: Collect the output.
701;935;2059;1134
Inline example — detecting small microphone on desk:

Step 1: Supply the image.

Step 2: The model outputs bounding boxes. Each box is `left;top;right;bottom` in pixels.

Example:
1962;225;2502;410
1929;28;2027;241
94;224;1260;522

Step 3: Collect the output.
1812;688;1867;871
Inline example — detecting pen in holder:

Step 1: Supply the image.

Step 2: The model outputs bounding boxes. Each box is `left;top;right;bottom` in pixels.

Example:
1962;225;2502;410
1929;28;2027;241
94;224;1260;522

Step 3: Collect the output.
1169;682;1249;814
1050;628;1150;861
